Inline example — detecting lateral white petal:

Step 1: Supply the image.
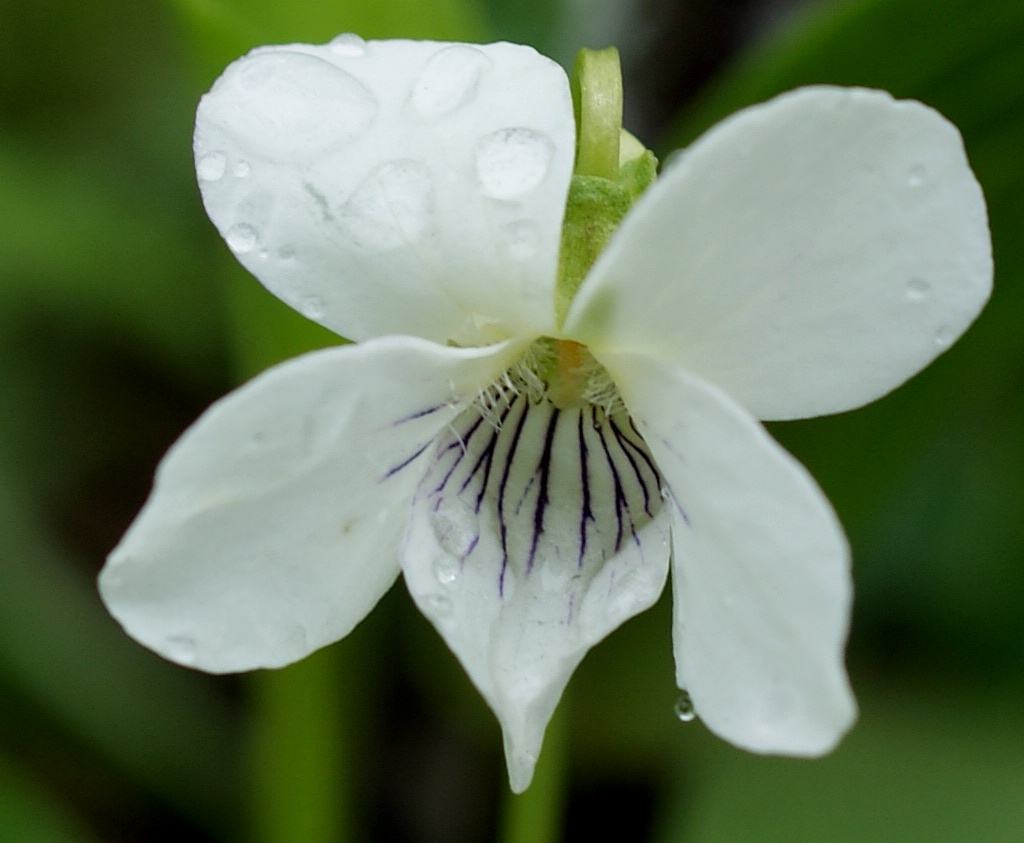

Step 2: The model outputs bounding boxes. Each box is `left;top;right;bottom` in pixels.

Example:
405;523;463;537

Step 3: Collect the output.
567;86;991;420
100;337;520;673
602;352;856;755
195;38;574;346
402;393;671;791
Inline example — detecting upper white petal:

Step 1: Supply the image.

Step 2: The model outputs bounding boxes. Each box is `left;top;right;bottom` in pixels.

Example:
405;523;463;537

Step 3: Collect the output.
566;86;992;420
99;337;520;673
401;394;670;791
195;38;574;346
601;351;856;755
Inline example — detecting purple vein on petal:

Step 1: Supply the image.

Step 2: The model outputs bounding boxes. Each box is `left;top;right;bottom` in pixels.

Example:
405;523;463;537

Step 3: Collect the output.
496;398;531;598
577;411;595;570
526;406;561;575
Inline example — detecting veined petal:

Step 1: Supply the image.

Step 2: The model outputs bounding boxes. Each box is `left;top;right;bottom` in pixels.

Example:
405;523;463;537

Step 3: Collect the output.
401;392;671;791
100;337;521;673
195;38;574;346
567;86;991;420
602;352;855;754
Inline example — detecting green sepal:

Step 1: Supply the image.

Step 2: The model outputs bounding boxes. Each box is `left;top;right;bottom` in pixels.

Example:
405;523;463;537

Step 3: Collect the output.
619;148;659;201
555;175;632;327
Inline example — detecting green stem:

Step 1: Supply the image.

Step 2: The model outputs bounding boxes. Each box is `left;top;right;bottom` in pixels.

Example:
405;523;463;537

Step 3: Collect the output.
248;645;354;843
497;700;569;843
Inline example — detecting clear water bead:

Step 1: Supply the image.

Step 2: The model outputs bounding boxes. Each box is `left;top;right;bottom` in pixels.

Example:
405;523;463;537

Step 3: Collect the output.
329;33;367;57
214;51;377;158
341;160;433;250
410;45;489;119
907;163;926;187
196;151;226;181
906;276;931;301
674;690;697;722
299;295;325;320
475;128;553;200
226;223;259;254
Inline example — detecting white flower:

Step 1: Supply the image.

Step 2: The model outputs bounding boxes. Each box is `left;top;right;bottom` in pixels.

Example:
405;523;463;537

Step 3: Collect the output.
99;36;991;792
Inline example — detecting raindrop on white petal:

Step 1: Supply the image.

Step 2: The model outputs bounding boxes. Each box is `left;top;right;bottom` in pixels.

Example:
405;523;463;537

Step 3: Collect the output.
217;52;377;157
165;635;198;666
329;33;367;57
475;128;554;200
233;160;251;178
503;219;541;261
430;496;478;560
226;223;260;254
410;45;490;119
907;163;926;187
299;295;325;320
433;556;461;586
340;160;434;250
935;325;954;346
674;690;697;722
906;276;931;301
197;151;226;181
424;593;453;616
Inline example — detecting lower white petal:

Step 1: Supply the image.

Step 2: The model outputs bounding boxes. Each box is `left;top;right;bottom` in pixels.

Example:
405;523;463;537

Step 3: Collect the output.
602;352;856;755
402;390;671;791
100;337;520;673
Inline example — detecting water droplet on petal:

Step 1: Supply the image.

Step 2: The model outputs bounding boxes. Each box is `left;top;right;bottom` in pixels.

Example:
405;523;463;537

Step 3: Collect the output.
197;151;226;181
433;556;461;586
424;593;453;616
226;223;260;254
278;245;296;261
906;276;931;301
475;128;554;200
340;160;434;250
234;160;251;178
907;163;926;187
503;219;540;261
410;45;490;119
217;52;377;158
430;496;478;560
299;295;325;320
329;33;367;57
935;325;954;346
166;635;198;665
674;690;696;722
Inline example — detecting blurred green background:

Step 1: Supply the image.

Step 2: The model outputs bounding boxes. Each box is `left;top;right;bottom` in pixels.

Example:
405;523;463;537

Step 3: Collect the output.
1;0;1021;840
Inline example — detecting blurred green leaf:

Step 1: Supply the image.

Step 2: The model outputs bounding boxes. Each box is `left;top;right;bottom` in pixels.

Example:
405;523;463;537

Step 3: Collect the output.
0;464;242;835
0;754;100;843
0;139;225;393
655;682;1024;843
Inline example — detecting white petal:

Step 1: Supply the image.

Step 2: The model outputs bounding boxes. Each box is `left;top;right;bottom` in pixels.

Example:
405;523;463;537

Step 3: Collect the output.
567;86;992;420
195;38;574;346
601;351;856;754
402;393;671;791
100;337;521;673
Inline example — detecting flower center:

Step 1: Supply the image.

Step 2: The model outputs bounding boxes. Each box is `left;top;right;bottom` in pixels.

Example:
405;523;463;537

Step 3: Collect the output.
414;346;667;603
496;337;623;415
